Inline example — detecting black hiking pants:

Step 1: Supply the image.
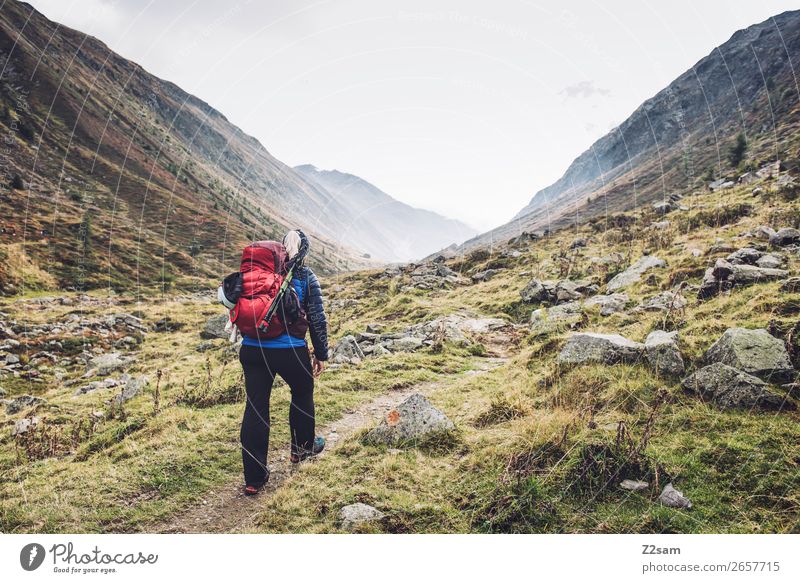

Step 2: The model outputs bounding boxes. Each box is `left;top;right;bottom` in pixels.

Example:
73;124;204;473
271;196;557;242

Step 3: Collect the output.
238;345;315;486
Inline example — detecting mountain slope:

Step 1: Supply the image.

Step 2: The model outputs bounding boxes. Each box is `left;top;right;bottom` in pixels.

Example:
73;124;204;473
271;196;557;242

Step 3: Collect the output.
295;165;476;262
0;0;371;293
458;9;800;251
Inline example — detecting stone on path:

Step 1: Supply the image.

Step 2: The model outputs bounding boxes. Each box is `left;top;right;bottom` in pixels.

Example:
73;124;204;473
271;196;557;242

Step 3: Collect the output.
363;393;455;446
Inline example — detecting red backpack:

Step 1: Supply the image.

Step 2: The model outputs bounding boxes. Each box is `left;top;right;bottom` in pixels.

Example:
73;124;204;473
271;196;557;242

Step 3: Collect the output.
228;241;308;339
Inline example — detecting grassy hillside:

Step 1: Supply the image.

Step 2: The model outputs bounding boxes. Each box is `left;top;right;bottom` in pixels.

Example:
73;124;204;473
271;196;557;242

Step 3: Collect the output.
0;0;368;296
1;153;798;533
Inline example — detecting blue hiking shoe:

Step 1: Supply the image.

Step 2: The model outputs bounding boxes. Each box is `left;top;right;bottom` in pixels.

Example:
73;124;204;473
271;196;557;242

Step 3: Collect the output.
290;436;325;463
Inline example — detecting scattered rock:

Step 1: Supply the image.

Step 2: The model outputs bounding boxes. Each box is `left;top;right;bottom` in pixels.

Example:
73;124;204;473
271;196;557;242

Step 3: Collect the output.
698;258;788;300
635;291;687;313
781;277;800;293
5;354;20;365
406;262;468;290
330;335;365;364
583;293;629;316
200;313;230;339
154;317;185;332
645;330;685;377
363;393;455;446
530;301;583;335
703;328;794;383
87;352;132;376
620;479;649;492
754;225;777;240
606;256;666;291
558;333;644;367
726;247;763;265
709;178;734;191
589;252;625;267
471;269;500;282
383;336;425;352
681;363;793;411
520;278;598;304
339;503;384;531
659;483;692;509
74;376;121;396
769;227;800;247
113;375;149;406
12;416;40;436
756;160;781;179
196;341;217;352
755;254;783;269
5;395;45;415
520;279;552;303
570;237;587;249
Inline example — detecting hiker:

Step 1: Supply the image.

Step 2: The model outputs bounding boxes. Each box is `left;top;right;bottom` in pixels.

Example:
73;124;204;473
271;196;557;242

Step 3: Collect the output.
220;230;329;496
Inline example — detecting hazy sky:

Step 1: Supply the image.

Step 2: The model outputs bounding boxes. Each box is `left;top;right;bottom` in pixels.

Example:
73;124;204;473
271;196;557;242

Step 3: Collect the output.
27;0;800;230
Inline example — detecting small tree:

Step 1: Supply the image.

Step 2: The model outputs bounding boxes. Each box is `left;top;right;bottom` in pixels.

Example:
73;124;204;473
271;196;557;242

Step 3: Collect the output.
728;132;747;168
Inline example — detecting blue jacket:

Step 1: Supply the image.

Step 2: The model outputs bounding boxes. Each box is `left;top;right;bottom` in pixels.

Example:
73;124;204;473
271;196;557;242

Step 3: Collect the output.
297;266;329;361
240;265;329;361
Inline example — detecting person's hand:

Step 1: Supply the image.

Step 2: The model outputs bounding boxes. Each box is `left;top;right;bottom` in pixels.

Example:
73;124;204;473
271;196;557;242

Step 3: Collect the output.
311;355;325;377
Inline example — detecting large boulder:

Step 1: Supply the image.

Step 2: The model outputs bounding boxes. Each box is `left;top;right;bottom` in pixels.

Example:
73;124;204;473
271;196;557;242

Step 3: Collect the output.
331;335;365;364
645;330;685;377
339;503;384;531
681;363;792;411
558;333;644;367
606;256;666;291
363;393;455;446
703;328;794;383
200;313;230;339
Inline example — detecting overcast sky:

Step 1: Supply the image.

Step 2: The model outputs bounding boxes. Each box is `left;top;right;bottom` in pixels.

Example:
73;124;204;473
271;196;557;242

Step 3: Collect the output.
27;0;800;230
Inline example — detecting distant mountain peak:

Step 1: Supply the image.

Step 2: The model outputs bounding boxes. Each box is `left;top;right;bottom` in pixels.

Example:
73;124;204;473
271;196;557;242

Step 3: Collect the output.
295;165;477;262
